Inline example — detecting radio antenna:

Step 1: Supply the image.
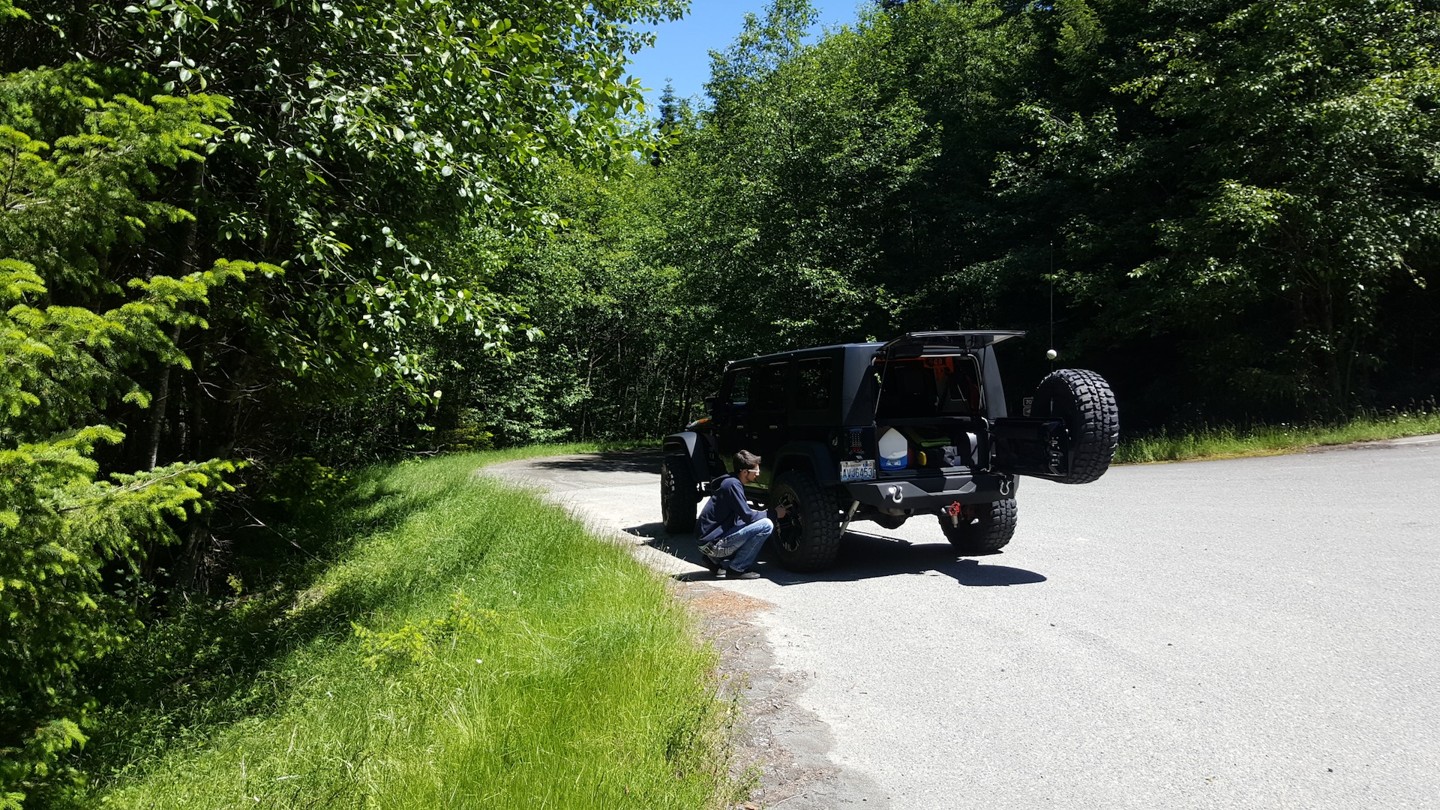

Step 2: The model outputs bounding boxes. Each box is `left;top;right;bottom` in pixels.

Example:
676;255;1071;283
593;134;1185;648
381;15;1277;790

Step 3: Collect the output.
1047;241;1057;364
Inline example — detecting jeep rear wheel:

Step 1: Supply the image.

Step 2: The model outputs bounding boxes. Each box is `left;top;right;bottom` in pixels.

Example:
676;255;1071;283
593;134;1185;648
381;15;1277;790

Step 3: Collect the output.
660;457;698;533
938;498;1017;554
772;470;842;571
1031;368;1119;484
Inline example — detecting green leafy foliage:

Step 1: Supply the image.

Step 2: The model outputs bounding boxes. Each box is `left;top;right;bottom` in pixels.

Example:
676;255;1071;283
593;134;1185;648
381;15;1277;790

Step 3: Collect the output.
647;0;1440;431
2;61;253;805
424;0;1438;444
0;259;242;806
989;0;1440;421
676;1;921;355
5;0;686;392
2;1;692;802
1126;0;1440;411
432;159;706;443
2;0;689;462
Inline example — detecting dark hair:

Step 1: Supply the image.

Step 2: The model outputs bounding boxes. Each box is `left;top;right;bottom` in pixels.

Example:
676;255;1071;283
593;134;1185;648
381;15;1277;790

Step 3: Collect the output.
734;450;761;471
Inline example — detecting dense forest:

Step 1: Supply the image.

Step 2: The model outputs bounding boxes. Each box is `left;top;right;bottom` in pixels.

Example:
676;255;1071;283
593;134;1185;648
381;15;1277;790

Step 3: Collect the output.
2;0;1437;804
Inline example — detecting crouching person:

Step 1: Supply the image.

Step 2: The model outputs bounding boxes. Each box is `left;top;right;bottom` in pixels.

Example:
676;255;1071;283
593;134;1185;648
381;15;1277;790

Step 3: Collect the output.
696;450;788;580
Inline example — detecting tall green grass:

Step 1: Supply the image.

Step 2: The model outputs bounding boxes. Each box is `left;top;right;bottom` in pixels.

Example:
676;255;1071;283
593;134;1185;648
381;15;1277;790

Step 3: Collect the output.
87;451;733;809
1116;408;1440;464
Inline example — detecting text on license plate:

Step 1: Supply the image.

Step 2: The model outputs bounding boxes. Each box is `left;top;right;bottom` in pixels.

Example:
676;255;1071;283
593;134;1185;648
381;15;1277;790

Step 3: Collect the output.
840;459;876;482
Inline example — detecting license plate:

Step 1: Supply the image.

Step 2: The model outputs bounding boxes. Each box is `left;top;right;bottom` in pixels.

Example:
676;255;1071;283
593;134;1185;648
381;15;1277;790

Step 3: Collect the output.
840;459;876;482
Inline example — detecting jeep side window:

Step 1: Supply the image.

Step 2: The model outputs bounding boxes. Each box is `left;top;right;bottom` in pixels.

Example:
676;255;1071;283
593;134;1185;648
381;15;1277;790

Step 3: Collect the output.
794;357;835;412
726;370;751;406
751;362;787;413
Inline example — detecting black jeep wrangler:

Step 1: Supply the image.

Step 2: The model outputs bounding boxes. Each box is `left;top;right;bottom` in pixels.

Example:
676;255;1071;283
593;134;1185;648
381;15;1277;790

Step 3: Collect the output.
660;331;1118;571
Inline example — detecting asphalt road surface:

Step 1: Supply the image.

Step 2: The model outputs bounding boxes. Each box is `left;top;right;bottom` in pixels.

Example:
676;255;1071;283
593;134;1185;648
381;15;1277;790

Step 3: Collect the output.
485;436;1440;809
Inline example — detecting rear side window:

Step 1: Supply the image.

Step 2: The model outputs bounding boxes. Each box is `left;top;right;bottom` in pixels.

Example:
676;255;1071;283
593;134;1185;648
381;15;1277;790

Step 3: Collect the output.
794;357;835;412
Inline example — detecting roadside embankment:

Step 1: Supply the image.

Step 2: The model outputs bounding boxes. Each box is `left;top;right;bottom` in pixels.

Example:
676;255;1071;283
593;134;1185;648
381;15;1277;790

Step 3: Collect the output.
88;450;737;809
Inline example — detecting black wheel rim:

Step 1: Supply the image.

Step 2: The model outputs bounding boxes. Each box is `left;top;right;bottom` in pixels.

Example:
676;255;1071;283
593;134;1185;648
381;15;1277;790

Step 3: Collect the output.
776;488;801;553
660;464;674;523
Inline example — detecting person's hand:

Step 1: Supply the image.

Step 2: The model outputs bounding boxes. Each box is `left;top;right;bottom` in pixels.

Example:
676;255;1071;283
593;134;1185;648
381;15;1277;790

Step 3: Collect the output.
775;504;789;520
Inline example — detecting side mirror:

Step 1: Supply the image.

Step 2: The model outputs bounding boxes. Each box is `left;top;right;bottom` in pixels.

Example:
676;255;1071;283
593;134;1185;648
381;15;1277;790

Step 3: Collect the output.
704;395;718;414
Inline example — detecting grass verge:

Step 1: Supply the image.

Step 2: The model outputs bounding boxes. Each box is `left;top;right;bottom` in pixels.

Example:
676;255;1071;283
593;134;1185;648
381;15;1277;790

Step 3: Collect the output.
84;449;736;809
1116;408;1440;464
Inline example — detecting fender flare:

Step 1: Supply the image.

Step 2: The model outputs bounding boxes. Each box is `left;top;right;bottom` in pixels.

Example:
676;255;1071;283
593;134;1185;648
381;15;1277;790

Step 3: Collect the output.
661;431;710;482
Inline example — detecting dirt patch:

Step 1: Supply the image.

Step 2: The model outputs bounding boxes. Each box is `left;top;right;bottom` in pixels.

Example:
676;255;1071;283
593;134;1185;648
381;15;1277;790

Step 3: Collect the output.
686;585;770;624
672;578;890;809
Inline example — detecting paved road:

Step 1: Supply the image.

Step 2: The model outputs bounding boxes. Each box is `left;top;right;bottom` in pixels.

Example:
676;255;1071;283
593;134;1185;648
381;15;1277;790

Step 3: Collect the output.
487;437;1440;809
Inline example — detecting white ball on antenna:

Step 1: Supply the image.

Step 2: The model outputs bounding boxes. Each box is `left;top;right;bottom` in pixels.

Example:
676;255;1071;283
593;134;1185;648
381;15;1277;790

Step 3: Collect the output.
1046;349;1058;360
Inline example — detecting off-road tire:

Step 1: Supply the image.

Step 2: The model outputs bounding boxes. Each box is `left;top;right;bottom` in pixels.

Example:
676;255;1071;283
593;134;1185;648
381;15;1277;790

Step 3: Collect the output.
772;469;843;571
1031;368;1119;484
938;498;1017;554
660;456;698;533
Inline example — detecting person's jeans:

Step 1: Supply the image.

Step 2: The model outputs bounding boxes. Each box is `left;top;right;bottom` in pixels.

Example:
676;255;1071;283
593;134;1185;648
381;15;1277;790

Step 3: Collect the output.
718;517;773;573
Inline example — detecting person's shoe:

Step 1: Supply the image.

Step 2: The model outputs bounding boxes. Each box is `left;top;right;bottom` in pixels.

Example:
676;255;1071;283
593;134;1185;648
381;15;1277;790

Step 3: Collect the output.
727;570;761;580
699;553;721;574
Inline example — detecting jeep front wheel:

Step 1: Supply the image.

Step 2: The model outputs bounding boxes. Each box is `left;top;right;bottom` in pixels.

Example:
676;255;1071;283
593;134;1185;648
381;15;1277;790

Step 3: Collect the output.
938;498;1017;554
1031;368;1119;484
772;470;842;571
660;457;698;533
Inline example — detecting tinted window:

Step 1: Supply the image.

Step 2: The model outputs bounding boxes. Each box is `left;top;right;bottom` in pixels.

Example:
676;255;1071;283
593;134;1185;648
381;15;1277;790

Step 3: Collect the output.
878;361;934;417
726;369;751;405
751;363;787;411
938;356;982;414
795;357;835;411
877;355;982;417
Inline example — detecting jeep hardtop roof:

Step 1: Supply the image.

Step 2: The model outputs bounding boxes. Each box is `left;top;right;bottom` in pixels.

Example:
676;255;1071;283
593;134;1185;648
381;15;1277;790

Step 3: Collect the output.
724;330;1025;369
880;330;1024;356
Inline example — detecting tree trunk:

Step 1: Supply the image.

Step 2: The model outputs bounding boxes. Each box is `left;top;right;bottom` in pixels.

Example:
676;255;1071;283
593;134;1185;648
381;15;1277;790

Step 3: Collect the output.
145;346;173;470
147;161;205;469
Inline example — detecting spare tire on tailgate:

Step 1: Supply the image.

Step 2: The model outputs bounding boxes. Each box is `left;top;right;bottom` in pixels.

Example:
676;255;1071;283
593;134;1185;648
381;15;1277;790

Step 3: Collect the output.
1030;368;1118;484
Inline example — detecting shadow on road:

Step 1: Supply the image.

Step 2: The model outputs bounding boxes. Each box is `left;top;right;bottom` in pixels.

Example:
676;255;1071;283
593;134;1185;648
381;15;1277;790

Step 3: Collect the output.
528;450;662;475
625;522;1047;587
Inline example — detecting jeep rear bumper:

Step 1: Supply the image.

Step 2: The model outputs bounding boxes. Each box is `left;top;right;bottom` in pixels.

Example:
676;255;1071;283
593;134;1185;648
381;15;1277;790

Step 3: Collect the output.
843;470;1017;511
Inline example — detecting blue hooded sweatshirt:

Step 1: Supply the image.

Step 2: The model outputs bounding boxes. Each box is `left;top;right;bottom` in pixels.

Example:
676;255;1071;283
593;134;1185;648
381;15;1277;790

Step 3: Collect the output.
696;474;769;547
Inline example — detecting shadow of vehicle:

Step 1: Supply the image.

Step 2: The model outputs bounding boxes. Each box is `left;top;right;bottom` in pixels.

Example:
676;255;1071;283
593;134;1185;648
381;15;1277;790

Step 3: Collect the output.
624;522;1046;587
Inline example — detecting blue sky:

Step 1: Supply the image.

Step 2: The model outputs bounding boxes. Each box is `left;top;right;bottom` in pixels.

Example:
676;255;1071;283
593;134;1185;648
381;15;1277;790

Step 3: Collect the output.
626;0;865;112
